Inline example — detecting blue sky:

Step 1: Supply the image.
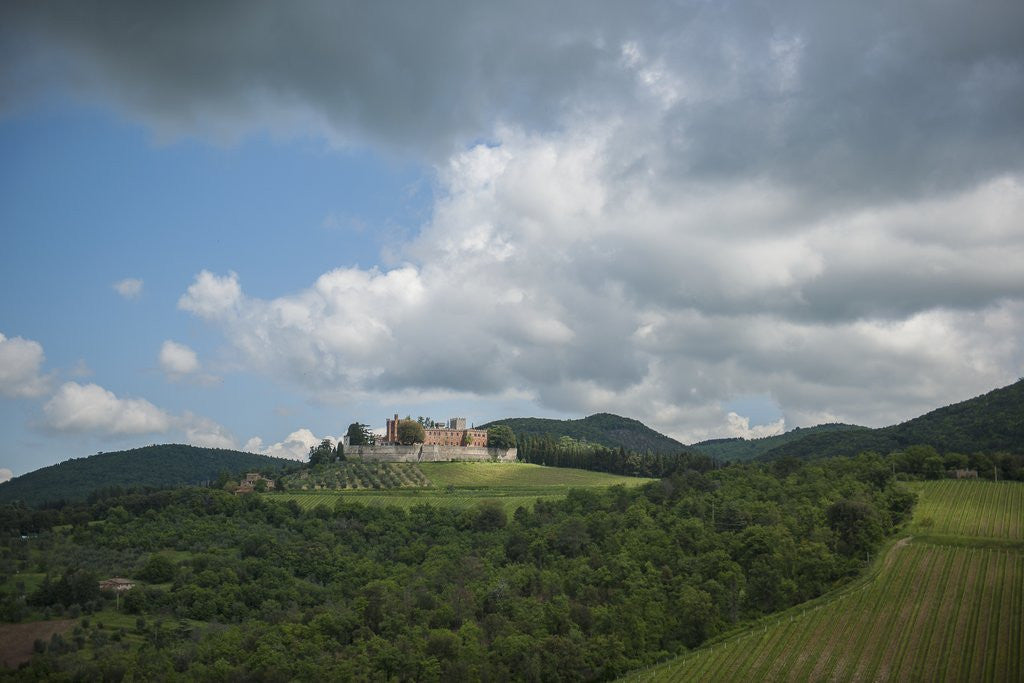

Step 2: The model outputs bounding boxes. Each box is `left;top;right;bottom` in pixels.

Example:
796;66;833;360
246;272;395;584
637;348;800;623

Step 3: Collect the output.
2;1;1023;479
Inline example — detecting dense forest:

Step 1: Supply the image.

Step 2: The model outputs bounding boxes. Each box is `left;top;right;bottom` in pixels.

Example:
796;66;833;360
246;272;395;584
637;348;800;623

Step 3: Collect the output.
0;445;296;507
763;379;1024;461
1;455;912;680
480;413;685;455
516;435;708;479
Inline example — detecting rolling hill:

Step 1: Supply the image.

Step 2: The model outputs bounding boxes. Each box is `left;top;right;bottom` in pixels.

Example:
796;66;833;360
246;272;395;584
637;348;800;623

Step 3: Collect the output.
0;444;296;507
762;379;1024;460
479;412;687;454
688;423;864;462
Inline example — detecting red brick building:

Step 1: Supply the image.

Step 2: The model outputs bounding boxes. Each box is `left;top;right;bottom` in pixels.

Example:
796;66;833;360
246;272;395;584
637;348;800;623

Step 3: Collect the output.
385;414;488;447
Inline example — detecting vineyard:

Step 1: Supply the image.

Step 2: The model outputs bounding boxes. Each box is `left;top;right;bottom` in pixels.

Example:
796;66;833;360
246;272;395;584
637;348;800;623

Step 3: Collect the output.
908;480;1024;542
626;480;1024;682
269;462;653;512
283;462;431;490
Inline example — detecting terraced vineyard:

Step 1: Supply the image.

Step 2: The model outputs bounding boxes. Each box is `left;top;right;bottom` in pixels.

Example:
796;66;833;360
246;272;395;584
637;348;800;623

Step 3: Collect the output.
269;462;653;512
284;461;431;490
626;480;1024;682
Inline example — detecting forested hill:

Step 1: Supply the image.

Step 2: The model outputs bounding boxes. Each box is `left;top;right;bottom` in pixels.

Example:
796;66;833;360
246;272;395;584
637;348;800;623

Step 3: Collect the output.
689;423;864;462
0;444;295;507
762;379;1024;460
480;413;686;454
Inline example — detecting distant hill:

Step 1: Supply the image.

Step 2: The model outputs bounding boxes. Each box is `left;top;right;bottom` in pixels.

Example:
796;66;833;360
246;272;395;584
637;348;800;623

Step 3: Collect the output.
688;423;865;462
479;413;686;454
0;444;296;507
762;379;1024;460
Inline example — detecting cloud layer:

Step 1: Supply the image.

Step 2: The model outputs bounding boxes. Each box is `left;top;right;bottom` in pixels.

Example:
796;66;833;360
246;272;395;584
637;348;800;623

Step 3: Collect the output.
175;134;1024;439
5;1;1023;440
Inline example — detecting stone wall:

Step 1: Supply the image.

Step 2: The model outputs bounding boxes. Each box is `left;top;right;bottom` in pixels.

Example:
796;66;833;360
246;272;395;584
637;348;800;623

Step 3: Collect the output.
344;444;517;463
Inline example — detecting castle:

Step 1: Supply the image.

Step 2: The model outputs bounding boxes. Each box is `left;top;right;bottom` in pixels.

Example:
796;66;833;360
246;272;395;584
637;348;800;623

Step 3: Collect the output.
384;414;488;447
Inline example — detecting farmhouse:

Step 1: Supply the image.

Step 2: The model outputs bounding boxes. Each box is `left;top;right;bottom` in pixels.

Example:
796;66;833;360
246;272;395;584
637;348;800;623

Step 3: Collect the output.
384;414;488;447
236;472;276;493
98;577;135;592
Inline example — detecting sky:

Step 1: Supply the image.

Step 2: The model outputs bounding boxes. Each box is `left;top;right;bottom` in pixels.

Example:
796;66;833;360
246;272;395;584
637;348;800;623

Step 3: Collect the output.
1;0;1023;479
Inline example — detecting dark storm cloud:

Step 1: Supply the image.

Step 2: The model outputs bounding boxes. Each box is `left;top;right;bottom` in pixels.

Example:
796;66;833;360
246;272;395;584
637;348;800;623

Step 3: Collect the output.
4;0;1022;192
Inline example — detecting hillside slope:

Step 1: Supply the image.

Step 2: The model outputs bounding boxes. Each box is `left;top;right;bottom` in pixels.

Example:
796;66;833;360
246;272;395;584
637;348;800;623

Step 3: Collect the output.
628;480;1024;681
480;412;686;454
763;379;1024;460
689;423;864;462
0;444;295;506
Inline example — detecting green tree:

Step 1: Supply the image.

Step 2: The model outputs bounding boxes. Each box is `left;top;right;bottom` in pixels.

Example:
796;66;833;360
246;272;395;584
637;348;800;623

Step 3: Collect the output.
347;423;372;446
137;554;176;583
487;425;517;449
308;439;336;465
397;419;425;445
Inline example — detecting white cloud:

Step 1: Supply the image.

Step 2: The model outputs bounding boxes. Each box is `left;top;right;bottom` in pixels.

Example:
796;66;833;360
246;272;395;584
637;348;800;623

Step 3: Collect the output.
726;412;786;440
0;332;51;398
180;412;236;449
43;382;172;435
0;468;12;484
177;270;241;318
245;429;337;461
159;340;200;376
113;278;143;300
178;125;1024;441
42;381;236;448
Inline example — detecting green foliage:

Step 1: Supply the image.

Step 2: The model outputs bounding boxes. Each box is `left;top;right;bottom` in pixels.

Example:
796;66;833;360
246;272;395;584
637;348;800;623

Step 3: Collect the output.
633;481;1024;682
346;423;373;446
2;456;909;680
282;462;431;491
480;412;685;454
516;435;714;478
0;445;296;507
308;438;337;466
136;554;176;583
763;379;1024;466
690;423;865;462
396;419;425;445
486;425;516;449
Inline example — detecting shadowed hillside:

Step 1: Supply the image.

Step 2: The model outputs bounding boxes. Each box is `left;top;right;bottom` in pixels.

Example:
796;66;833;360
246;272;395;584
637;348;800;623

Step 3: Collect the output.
480;413;686;454
689;423;864;462
762;379;1024;460
0;444;296;507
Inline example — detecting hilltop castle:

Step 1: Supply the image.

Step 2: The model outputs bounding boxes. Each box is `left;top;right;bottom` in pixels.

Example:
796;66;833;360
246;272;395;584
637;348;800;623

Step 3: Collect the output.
384;414;488;447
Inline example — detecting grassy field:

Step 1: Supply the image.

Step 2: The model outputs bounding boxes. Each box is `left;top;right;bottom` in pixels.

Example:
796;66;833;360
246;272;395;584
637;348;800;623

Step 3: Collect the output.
625;480;1024;682
267;462;653;512
419;462;648;488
